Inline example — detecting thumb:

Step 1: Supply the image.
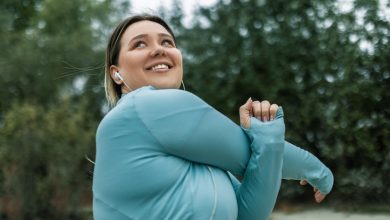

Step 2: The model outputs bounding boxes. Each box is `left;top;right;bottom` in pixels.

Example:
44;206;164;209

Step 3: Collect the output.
240;97;253;129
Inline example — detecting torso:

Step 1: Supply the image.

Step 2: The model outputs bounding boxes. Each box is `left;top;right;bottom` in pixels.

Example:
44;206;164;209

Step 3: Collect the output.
93;87;238;220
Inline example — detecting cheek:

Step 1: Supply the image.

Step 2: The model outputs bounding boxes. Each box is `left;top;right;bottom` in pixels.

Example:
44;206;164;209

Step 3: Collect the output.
177;51;183;64
171;49;183;64
119;51;143;68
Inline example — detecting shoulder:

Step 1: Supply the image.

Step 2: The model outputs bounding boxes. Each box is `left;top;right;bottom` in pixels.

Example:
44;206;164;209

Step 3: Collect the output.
132;87;207;109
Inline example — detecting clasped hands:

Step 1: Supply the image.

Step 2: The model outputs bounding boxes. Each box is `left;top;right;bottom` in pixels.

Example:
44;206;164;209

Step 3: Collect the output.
239;98;327;203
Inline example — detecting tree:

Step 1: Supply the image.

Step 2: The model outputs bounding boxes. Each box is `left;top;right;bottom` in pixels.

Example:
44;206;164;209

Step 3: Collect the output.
0;0;129;219
0;98;97;219
179;0;390;204
0;0;120;113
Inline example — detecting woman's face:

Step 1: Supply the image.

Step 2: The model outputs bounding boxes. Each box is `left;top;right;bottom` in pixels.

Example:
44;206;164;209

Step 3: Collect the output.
111;20;183;91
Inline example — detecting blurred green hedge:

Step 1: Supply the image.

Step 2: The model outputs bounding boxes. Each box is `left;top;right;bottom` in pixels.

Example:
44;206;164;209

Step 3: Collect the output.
0;0;389;219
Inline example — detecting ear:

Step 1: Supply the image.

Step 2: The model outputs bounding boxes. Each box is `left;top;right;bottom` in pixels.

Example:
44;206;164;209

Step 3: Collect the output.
109;65;121;84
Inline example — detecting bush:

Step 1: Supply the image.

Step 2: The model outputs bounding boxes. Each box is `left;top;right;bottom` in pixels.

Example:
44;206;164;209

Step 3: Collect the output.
0;99;96;220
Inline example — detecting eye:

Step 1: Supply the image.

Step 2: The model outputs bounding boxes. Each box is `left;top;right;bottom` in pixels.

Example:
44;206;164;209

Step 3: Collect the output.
162;39;175;47
134;41;146;49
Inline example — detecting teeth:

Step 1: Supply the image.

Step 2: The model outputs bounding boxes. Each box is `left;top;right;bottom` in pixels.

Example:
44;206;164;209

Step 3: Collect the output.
151;64;169;71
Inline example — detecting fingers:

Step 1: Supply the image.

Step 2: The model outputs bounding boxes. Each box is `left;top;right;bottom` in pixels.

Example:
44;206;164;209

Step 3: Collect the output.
261;100;271;121
270;104;278;120
241;98;279;126
252;100;278;122
239;97;253;129
252;101;262;120
300;179;327;203
314;191;326;203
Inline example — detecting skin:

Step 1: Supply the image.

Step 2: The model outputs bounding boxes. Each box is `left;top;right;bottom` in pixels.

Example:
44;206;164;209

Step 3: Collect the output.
110;20;183;93
300;180;327;203
111;19;327;203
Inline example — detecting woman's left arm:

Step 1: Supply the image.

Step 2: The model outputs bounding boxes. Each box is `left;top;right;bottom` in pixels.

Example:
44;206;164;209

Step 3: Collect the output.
241;98;333;200
228;141;334;203
281;141;334;201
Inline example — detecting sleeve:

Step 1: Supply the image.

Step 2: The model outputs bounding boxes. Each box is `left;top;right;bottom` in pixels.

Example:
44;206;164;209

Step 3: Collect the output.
134;88;333;194
282;141;334;194
234;110;285;220
228;142;334;196
134;89;251;175
228;141;334;209
135;88;285;220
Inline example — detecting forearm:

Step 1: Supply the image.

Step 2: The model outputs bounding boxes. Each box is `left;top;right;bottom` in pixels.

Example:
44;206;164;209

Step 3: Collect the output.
235;110;285;220
282;141;334;194
236;140;284;220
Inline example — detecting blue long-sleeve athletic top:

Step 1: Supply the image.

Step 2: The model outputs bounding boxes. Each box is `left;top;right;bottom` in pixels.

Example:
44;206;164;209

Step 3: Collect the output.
93;86;333;220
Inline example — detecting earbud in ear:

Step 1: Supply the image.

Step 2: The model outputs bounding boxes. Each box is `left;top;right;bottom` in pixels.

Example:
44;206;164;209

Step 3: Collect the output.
114;71;132;91
114;71;123;81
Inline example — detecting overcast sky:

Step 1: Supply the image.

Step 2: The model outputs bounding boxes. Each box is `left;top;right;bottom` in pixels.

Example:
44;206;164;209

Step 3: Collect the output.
129;0;389;54
131;0;217;13
130;0;217;25
130;0;389;23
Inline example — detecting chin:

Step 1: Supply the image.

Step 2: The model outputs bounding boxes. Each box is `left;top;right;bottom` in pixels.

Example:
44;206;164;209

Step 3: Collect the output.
151;79;182;90
155;84;181;89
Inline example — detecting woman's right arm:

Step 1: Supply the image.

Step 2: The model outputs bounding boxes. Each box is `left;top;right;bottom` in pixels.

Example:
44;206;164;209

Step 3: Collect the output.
133;88;333;194
133;88;251;175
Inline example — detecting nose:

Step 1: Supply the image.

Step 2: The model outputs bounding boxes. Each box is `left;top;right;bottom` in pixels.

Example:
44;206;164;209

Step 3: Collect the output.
150;44;166;57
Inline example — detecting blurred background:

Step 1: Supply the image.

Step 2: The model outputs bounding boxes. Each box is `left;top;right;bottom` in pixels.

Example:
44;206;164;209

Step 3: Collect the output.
0;0;389;219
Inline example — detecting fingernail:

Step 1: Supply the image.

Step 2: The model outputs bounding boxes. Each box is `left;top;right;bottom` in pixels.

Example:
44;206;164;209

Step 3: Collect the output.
263;116;268;122
247;97;252;102
270;116;274;120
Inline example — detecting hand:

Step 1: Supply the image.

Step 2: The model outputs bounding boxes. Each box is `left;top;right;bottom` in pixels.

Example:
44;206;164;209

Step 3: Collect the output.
239;98;253;129
252;100;279;122
300;180;327;203
239;98;279;129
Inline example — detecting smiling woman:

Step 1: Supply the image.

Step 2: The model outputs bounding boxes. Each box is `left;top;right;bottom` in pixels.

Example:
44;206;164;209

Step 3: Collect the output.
93;14;334;220
110;20;182;91
104;15;182;106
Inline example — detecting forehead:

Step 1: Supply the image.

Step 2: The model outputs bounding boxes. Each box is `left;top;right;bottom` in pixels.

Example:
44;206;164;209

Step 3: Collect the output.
122;20;172;41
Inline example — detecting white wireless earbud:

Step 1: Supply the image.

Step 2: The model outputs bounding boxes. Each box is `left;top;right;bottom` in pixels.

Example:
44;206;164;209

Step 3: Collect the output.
114;71;131;91
114;71;123;80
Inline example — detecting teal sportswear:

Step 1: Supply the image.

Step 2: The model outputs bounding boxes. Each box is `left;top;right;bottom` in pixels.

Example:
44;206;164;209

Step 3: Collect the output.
93;86;333;220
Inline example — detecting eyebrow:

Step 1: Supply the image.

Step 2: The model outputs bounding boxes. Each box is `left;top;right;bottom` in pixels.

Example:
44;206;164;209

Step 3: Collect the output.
128;33;174;45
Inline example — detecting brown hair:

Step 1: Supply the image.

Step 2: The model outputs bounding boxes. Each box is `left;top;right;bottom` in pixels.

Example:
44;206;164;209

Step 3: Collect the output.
104;14;176;107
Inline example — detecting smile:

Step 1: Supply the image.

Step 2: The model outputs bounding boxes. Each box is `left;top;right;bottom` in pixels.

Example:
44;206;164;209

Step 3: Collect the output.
146;62;173;72
152;64;169;71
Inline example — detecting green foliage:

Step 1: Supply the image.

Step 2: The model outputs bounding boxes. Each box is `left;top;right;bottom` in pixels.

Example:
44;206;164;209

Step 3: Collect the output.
0;0;116;112
178;0;390;204
0;0;389;218
0;99;97;219
0;0;121;218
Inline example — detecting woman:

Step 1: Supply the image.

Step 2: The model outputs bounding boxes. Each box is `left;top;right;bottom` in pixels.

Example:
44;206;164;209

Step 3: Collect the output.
93;15;334;220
